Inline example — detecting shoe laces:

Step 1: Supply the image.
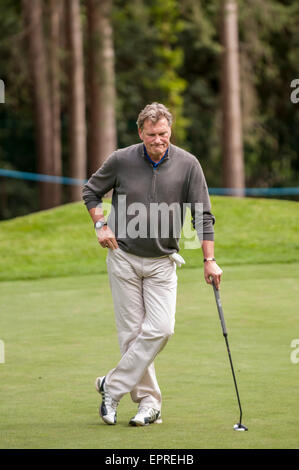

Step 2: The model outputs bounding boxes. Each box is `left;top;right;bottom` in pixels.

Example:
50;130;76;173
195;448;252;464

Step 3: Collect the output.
101;385;118;411
138;406;157;419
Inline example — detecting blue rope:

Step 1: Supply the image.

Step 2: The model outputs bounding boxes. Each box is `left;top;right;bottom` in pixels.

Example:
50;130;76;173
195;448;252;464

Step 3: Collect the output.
209;187;299;196
0;168;86;186
0;168;298;195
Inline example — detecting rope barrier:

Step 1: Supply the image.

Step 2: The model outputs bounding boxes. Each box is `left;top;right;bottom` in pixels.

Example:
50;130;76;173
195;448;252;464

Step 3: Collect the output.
0;168;298;196
0;168;86;186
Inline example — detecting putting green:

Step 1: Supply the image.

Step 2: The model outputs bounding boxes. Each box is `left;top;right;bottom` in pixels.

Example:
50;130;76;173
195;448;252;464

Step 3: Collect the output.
0;262;298;449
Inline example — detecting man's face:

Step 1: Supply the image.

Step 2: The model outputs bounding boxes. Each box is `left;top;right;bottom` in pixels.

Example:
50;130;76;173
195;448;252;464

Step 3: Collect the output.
138;117;171;161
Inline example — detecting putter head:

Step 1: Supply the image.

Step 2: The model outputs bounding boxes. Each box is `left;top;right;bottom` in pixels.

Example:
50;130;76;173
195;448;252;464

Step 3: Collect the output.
233;423;248;431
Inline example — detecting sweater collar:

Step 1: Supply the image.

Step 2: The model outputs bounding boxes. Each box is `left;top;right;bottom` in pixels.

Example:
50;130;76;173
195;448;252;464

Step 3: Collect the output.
141;144;171;167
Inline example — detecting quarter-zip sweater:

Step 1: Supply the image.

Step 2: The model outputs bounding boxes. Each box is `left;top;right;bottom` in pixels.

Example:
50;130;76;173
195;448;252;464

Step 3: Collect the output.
82;143;215;258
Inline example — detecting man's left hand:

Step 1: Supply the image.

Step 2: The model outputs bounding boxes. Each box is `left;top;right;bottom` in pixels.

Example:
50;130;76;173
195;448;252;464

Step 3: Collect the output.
204;261;223;290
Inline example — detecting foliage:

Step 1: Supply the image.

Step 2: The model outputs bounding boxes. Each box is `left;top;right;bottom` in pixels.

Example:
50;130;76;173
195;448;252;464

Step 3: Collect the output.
238;0;299;187
0;0;298;219
113;0;188;147
149;0;189;144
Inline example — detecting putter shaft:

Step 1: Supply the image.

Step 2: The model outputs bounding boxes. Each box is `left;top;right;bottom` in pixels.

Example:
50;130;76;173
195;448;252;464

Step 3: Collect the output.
212;280;247;431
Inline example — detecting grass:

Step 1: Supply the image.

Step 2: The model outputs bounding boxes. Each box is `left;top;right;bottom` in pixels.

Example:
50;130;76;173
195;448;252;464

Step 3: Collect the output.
0;263;299;449
0;196;299;449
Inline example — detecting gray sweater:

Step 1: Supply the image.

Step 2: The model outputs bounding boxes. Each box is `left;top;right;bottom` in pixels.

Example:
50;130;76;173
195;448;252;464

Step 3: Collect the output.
82;143;215;257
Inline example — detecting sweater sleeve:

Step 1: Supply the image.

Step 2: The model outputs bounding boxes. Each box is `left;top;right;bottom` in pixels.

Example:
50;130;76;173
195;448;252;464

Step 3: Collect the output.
82;152;118;210
186;159;215;242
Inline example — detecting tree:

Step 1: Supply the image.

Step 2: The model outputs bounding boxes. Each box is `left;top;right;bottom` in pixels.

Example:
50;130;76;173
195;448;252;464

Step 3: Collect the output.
22;0;56;209
87;0;117;175
220;0;245;195
49;0;63;206
65;0;87;201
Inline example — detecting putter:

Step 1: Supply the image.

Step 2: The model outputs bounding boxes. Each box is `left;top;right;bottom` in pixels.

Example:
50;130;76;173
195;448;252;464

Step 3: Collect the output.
211;279;248;431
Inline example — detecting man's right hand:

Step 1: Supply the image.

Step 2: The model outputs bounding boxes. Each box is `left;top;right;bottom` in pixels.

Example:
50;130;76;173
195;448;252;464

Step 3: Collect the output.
97;225;119;250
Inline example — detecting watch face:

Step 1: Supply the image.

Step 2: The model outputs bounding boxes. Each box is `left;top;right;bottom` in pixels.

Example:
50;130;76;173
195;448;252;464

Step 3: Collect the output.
95;221;105;229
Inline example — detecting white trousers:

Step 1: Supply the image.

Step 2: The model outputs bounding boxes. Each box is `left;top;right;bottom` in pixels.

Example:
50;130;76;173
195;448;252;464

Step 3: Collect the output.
105;248;177;411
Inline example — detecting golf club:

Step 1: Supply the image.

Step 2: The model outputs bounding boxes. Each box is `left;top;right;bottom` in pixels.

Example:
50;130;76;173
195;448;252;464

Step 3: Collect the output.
211;279;248;431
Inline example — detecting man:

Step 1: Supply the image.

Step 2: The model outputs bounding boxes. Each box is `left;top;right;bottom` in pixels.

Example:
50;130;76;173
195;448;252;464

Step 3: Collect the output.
82;102;223;427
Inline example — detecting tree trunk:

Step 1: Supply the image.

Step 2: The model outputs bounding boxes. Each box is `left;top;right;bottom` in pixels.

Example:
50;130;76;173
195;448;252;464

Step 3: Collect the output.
220;0;245;196
49;0;63;206
22;0;55;209
87;0;117;176
65;0;87;201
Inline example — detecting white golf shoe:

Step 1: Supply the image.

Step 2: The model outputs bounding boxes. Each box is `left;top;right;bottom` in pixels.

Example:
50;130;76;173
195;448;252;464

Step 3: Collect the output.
129;406;162;426
95;376;119;425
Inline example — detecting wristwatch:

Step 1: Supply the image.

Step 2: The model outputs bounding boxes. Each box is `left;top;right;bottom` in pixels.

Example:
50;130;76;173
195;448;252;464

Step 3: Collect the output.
203;257;216;262
94;219;107;231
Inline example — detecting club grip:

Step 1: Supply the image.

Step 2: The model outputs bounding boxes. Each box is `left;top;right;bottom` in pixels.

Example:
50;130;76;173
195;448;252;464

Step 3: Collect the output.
212;280;227;336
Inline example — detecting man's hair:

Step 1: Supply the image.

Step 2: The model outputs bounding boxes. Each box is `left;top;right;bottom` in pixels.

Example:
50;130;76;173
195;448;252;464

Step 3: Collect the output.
136;102;173;130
